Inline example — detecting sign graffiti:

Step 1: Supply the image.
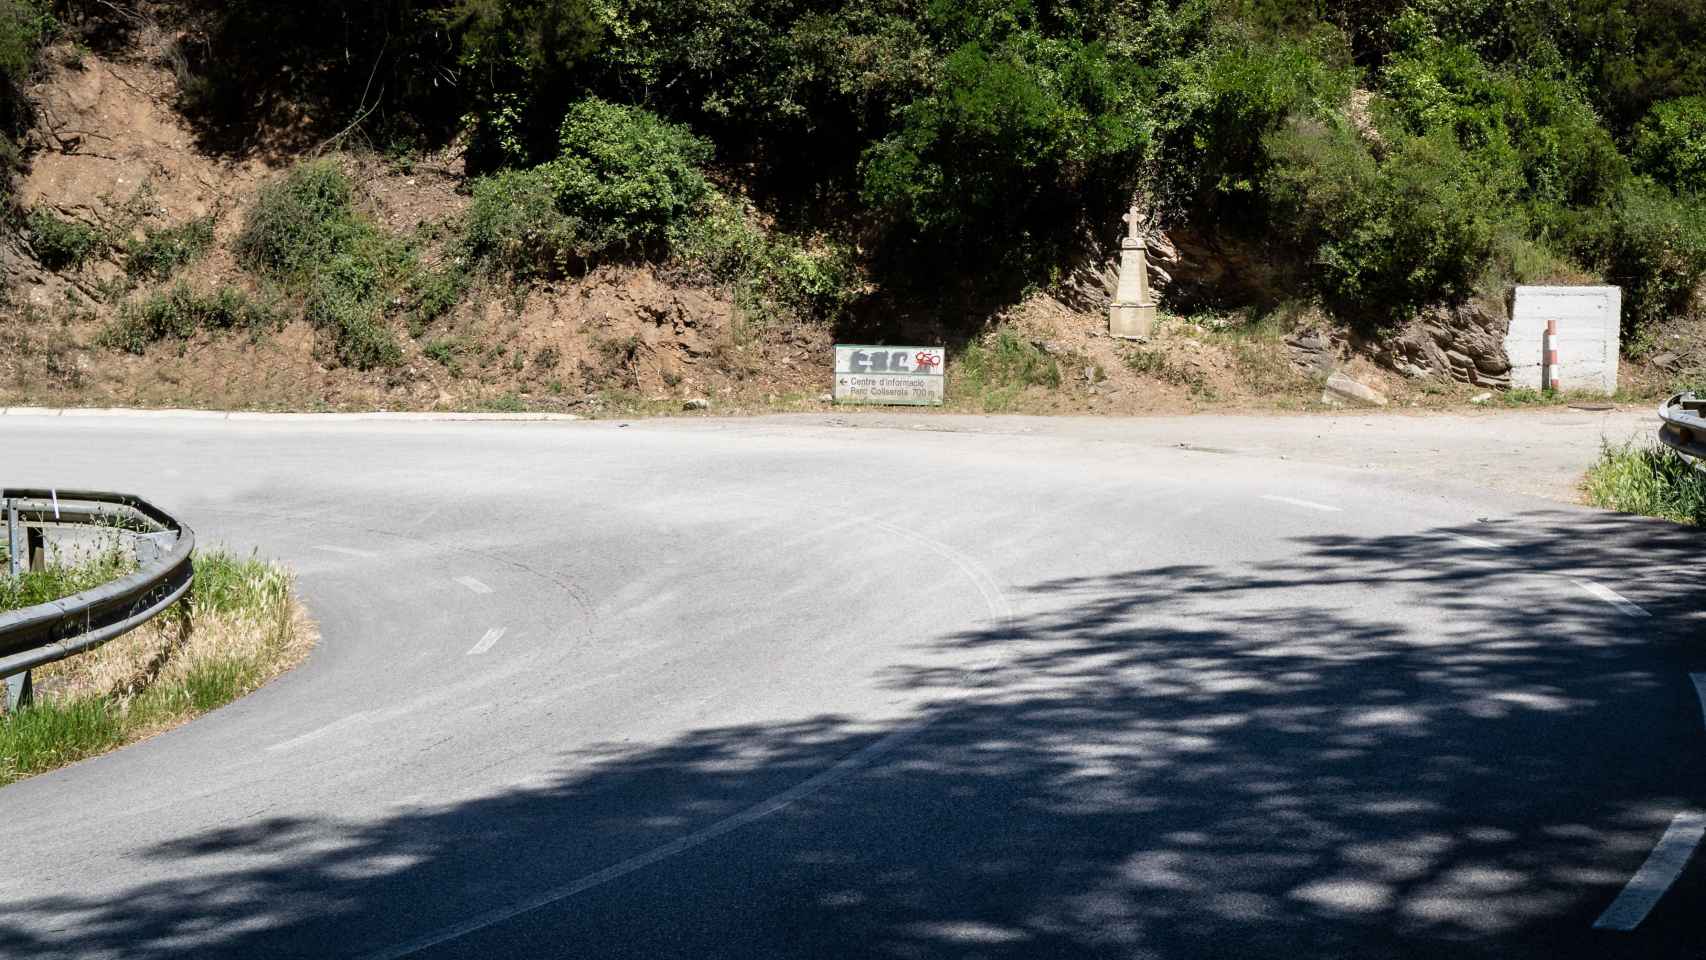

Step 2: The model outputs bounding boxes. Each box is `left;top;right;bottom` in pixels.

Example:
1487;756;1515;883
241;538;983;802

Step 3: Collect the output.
833;345;946;406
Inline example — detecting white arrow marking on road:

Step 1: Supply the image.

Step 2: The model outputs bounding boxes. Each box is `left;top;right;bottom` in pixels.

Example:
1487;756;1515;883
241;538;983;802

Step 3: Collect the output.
456;576;493;595
466;627;506;656
1592;811;1706;930
1573;579;1650;617
1260;494;1342;513
314;545;378;559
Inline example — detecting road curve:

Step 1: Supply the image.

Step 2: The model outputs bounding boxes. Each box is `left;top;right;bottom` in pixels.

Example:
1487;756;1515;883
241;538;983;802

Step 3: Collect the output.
0;412;1700;959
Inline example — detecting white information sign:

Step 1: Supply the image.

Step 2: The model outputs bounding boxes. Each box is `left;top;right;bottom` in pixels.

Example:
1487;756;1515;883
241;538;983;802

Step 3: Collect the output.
833;345;946;406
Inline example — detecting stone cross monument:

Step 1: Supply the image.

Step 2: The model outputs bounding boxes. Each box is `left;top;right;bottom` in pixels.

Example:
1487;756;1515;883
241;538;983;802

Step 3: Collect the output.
1110;203;1157;340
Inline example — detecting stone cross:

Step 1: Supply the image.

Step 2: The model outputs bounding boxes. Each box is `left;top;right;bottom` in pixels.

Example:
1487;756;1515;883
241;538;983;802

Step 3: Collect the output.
1122;204;1144;244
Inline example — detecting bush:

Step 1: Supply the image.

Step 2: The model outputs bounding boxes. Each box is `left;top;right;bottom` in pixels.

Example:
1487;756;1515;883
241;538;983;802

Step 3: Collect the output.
1563;181;1706;334
1633;97;1706;191
464;166;579;278
668;192;859;325
26;207;102;271
1;0;51;206
124;215;216;280
236;160;363;280
1264;118;1512;327
552;97;711;251
236;161;413;368
465;98;712;274
100;283;278;353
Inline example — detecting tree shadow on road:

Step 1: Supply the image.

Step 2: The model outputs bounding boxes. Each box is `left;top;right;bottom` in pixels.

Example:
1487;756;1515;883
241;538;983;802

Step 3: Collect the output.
2;511;1701;959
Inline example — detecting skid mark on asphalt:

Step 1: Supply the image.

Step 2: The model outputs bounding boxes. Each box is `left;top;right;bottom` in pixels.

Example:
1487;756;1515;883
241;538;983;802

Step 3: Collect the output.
1571;579;1650;617
466;627;507;656
1592;811;1706;931
360;514;1018;960
456;576;494;595
1260;494;1342;513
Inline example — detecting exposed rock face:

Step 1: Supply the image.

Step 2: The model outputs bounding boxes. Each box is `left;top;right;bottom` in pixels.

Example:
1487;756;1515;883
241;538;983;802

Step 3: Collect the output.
1056;225;1180;313
1322;370;1388;406
1373;301;1512;388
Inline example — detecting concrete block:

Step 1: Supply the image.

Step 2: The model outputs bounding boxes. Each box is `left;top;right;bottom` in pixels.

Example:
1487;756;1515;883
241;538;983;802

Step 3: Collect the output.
1505;286;1621;395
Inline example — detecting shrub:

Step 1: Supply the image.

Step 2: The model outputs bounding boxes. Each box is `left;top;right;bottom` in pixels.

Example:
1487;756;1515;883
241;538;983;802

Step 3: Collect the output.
1633;97;1706;191
100;283;279;354
551;97;711;251
236;162;414;368
465;98;712;274
26;207;103;271
1264;118;1512;328
236;160;362;279
668;192;859;325
124;215;216;280
1564;180;1706;334
464;166;579;278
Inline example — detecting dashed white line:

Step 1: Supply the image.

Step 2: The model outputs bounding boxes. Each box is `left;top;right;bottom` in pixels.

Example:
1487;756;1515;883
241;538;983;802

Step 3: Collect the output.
1260;495;1342;513
313;545;378;558
466;627;507;656
455;576;493;595
1592;811;1706;930
1692;674;1706;730
1450;534;1502;550
1573;579;1651;617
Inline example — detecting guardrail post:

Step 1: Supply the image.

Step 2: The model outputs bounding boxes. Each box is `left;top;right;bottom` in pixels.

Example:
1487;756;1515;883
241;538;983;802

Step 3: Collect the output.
4;497;39;712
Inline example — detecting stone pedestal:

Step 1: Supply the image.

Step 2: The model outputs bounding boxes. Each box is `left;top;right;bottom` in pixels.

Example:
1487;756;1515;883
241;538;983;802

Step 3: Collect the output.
1109;237;1156;340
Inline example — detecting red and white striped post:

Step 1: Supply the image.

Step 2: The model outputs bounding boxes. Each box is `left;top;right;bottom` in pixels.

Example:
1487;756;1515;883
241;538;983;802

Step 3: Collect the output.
1543;318;1560;392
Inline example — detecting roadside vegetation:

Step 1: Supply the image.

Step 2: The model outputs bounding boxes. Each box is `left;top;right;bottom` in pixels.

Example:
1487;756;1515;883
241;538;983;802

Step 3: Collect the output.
2;0;1703;411
1583;441;1706;526
0;548;314;785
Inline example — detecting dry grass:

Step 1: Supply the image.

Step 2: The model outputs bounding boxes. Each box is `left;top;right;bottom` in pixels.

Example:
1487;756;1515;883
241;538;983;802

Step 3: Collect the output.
1;550;316;784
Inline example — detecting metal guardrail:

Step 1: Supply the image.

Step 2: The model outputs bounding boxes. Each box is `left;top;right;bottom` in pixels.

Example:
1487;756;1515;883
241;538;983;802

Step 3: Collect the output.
1;490;195;711
1658;393;1706;464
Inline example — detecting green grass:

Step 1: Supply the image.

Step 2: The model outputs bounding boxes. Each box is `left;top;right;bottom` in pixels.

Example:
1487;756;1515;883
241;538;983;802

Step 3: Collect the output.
26;207;104;271
1583;440;1706;525
99;283;280;354
0;542;131;610
952;332;1062;412
124;215;216;281
0;549;308;785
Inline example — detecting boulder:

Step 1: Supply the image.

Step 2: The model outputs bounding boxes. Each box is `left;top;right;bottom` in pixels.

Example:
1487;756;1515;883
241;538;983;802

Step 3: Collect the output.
1373;301;1512;388
1322;370;1388;406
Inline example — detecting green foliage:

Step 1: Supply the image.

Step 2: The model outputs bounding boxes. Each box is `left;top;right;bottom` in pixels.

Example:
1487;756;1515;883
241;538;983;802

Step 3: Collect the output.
465;98;711;274
1583;440;1706;525
1563;180;1706;335
1633;97;1706;190
26;207;103;271
0;0;51;206
100;283;279;354
124;215;216;281
552;97;711;250
952;330;1061;410
1264;118;1511;327
668;192;859;325
237;161;415;369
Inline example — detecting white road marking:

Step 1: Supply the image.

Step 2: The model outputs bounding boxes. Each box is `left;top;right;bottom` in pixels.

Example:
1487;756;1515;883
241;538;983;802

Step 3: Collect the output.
356;721;930;960
1592;811;1706;930
362;515;1019;960
1573;579;1651;617
1260;494;1342;513
1451;535;1501;550
466;627;507;656
268;712;372;752
1692;674;1706;730
455;576;493;595
313;545;378;558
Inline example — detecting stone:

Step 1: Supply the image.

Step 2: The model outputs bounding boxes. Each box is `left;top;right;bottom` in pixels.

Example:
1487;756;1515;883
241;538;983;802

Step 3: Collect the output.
817;393;833;403
1322;370;1388;407
1470;392;1493;404
682;398;710;411
1110;201;1160;340
1373;300;1512;389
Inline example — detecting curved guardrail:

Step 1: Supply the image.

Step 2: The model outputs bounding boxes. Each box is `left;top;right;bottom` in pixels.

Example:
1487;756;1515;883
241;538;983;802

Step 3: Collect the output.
1;490;195;710
1658;393;1706;464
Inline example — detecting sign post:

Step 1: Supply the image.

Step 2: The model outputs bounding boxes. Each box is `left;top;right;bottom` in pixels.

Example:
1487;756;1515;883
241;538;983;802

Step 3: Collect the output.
833;345;946;406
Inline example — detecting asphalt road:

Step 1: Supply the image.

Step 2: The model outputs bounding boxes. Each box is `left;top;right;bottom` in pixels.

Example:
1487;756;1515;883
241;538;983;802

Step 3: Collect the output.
0;409;1700;959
